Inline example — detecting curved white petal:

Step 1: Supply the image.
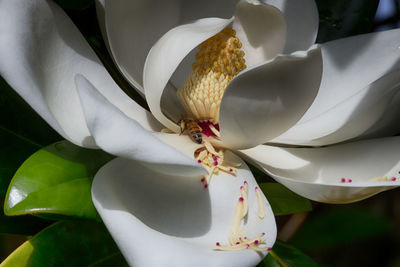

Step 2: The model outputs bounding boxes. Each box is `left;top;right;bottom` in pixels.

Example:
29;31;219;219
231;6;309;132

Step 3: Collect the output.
75;75;205;177
275;29;400;145
357;91;400;139
274;69;400;146
92;152;276;267
105;0;244;94
0;0;158;147
262;0;319;53
219;45;322;150
143;17;233;132
232;0;286;67
239;137;400;203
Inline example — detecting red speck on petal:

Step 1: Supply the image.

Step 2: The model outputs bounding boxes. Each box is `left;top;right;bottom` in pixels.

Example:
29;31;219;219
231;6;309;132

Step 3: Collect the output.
213;161;218;166
261;233;265;236
239;197;244;202
197;160;202;163
341;178;346;183
267;247;272;251
201;177;205;182
204;184;208;189
236;242;240;245
246;244;250;249
348;179;352;183
229;168;233;172
216;242;220;246
392;177;397;181
254;240;259;245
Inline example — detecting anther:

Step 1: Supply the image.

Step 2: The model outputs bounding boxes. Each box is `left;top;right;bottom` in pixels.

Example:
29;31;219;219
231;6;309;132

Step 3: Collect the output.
255;187;265;219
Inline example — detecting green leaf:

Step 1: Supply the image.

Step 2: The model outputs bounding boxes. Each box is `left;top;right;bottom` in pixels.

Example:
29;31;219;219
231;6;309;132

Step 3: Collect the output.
316;0;380;42
0;77;61;148
1;220;128;267
260;183;312;216
258;241;318;267
4;141;113;220
0;206;51;236
0;123;52;235
290;208;391;250
0;128;40;199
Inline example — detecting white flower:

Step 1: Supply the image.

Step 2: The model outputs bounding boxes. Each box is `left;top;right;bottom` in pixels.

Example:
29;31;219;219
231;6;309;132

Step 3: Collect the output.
1;0;400;266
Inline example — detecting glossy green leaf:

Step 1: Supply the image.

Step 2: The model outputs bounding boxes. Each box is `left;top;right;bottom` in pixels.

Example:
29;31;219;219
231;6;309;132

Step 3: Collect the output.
0;124;52;235
316;0;380;42
1;220;128;267
0;128;40;199
290;208;391;250
257;241;319;267
0;204;51;236
4;141;113;220
260;183;312;216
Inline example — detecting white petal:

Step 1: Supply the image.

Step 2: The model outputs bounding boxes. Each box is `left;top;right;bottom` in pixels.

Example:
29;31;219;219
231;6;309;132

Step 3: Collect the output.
232;0;286;66
274;69;400;146
92;152;276;267
143;17;233;132
219;45;322;150
239;137;400;204
0;0;158;147
262;0;319;53
75;75;205;177
105;0;243;94
275;29;400;145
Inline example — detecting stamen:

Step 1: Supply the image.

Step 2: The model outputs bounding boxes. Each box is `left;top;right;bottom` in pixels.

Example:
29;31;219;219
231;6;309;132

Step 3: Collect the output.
194;141;237;187
177;27;246;123
209;124;221;138
160;128;175;133
204;140;222;156
255;187;265;219
241;181;248;218
229;197;245;245
370;175;400;182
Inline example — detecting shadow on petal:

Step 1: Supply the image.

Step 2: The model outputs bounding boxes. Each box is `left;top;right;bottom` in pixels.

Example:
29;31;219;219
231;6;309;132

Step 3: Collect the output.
93;158;212;237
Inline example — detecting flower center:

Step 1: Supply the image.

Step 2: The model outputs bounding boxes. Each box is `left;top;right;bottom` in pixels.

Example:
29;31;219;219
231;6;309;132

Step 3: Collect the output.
177;27;246;123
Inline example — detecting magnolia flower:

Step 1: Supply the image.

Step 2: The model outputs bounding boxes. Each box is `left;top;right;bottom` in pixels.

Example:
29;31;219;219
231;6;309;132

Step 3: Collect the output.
2;0;400;266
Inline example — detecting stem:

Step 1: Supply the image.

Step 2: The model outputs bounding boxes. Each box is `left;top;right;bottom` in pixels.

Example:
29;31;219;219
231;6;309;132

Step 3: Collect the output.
278;212;309;242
